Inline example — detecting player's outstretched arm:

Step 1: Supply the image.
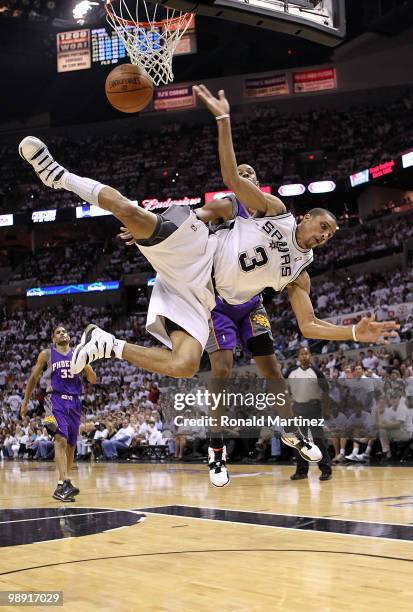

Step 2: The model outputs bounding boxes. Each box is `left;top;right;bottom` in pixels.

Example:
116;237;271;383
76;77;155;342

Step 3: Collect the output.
287;272;399;343
21;351;47;416
195;197;235;224
194;85;285;217
118;197;235;245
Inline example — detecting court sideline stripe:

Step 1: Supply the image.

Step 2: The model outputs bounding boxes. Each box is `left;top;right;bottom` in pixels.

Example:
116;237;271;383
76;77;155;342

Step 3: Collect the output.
167;504;413;527
139;508;413;543
0;509;141;525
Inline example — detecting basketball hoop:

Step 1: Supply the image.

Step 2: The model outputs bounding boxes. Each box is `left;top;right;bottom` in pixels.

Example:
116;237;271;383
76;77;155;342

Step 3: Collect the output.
105;0;193;86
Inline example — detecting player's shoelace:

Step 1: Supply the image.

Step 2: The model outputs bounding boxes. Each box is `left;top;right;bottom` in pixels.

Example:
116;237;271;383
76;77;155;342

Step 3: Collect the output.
210;461;224;473
210;452;226;473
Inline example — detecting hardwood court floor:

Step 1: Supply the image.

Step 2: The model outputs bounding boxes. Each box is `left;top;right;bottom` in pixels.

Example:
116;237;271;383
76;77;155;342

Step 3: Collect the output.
0;461;412;611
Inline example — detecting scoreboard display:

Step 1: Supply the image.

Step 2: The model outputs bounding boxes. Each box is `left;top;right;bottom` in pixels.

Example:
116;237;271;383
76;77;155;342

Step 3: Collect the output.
91;27;128;65
57;18;196;72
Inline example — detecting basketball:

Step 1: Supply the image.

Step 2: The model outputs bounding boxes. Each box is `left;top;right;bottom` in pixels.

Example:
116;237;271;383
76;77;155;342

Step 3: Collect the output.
105;64;153;113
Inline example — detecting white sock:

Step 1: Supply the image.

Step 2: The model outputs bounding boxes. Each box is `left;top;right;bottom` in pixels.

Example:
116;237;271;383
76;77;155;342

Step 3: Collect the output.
340;448;345;455
113;339;126;359
62;172;105;207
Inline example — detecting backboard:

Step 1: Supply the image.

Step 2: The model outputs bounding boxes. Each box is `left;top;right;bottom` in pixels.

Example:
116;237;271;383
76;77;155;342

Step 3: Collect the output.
161;0;346;46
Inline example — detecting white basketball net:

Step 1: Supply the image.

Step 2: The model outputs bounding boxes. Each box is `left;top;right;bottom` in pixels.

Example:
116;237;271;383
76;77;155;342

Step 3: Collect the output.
105;1;193;86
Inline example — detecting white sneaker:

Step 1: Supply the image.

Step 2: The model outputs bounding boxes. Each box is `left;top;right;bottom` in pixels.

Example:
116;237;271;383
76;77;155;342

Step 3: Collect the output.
345;452;360;462
19;136;66;189
356;452;370;462
208;446;229;487
333;453;345;463
71;324;115;375
281;432;322;463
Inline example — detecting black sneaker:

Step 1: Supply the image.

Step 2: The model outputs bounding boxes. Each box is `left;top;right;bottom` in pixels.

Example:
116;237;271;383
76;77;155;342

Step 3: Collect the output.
290;472;308;481
319;472;332;481
63;479;80;497
53;484;75;502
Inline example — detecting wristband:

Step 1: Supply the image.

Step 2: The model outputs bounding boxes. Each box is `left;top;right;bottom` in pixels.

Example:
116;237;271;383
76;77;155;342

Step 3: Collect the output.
352;324;358;342
215;114;230;121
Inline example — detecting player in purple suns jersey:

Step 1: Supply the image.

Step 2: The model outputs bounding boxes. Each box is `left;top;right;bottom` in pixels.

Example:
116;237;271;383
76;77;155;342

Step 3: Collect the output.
202;173;322;486
21;326;96;502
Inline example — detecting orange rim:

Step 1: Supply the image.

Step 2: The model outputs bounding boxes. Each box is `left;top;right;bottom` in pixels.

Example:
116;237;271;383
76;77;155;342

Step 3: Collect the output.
105;0;192;28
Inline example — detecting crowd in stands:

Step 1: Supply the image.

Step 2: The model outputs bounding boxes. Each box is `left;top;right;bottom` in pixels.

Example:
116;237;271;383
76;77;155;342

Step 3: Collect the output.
3;203;413;290
313;208;413;269
308;96;413;182
1;345;413;465
5;234;153;287
9;242;104;286
297;350;413;464
100;239;152;281
1;92;412;216
366;195;413;221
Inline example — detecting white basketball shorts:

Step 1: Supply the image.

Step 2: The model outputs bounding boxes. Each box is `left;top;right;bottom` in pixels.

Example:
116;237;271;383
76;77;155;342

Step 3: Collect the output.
137;206;217;350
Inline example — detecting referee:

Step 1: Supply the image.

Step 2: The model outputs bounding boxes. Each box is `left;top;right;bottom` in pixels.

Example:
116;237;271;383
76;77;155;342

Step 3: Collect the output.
285;347;332;481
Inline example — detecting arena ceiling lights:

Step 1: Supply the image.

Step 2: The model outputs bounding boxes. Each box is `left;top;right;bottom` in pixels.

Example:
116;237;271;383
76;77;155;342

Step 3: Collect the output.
278;184;306;197
308;180;336;193
278;180;336;197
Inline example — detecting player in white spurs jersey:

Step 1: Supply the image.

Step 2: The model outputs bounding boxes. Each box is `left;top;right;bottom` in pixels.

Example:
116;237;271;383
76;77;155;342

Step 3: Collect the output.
213;210;314;304
19;135;397;387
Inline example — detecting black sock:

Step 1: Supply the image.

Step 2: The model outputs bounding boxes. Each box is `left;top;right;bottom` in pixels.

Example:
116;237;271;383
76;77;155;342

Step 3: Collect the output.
210;436;224;449
283;425;301;435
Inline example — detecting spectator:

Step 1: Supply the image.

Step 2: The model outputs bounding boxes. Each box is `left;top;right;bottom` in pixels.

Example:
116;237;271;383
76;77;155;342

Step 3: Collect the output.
378;394;410;461
101;418;135;459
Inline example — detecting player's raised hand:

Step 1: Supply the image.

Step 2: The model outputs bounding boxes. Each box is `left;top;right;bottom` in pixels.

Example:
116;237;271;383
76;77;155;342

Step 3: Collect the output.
20;401;28;418
354;315;399;343
193;84;230;118
118;226;136;246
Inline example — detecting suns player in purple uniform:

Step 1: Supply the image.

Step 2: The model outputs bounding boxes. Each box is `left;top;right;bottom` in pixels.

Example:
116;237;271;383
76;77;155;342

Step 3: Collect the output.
204;171;321;485
21;326;96;501
206;186;277;473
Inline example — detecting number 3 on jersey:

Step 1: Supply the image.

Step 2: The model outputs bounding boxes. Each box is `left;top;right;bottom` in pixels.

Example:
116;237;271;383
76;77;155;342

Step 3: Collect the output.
238;246;269;273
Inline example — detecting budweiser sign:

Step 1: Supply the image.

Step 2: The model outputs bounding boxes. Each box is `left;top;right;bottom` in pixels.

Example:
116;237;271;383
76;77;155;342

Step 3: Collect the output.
141;196;202;210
